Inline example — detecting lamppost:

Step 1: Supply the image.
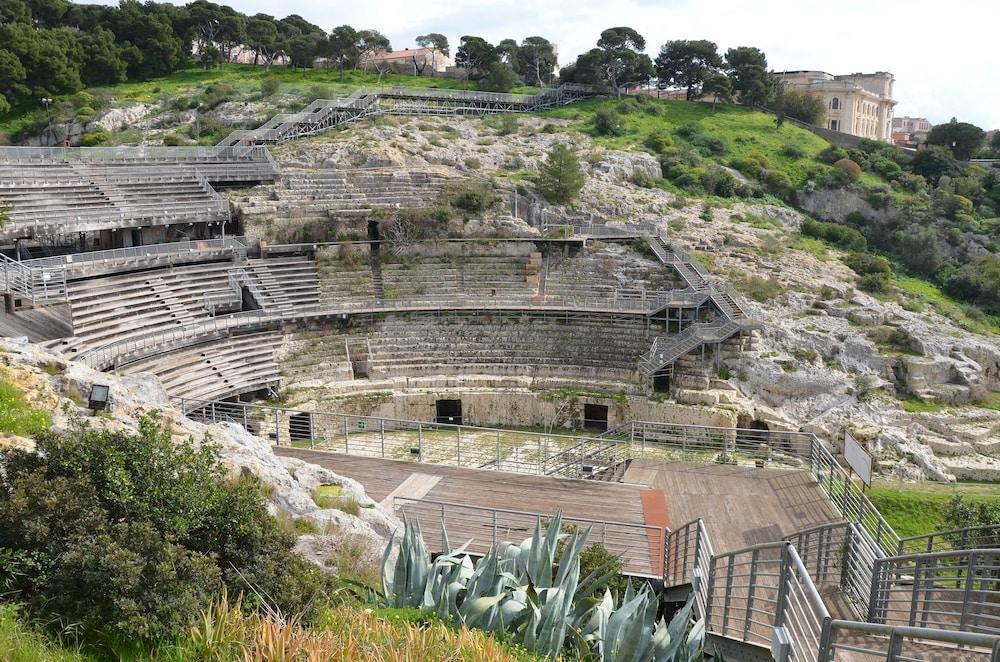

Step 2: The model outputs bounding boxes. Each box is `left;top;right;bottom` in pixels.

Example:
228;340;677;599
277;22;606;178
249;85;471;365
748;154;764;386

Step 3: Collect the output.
41;97;53;144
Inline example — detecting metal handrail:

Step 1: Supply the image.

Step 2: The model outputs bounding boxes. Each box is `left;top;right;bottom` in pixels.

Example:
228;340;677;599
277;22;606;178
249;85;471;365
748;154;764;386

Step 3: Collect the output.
898;524;1000;555
393;496;664;577
822;619;1000;660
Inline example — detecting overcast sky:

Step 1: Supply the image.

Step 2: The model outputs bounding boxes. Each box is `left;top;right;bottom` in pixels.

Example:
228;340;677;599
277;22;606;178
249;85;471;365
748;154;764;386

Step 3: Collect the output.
138;0;999;128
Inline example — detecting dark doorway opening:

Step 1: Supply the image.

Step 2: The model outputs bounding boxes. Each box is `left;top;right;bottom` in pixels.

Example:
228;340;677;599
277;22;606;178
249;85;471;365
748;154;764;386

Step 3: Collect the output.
367;220;380;241
435;399;462;425
653;373;671;393
288;412;312;443
583;403;609;431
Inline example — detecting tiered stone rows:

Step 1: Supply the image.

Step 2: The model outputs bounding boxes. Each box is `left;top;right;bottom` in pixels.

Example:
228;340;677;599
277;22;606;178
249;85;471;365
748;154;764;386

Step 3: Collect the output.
49;261;235;356
233;168;452;225
366;316;650;380
244;256;321;312
543;247;682;301
381;255;532;303
0;165;227;240
120;332;282;401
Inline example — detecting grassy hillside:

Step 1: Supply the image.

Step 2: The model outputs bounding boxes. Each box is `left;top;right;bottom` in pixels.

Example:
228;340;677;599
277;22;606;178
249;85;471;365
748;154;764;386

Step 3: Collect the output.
0;64;538;143
542;96;880;189
869;481;999;538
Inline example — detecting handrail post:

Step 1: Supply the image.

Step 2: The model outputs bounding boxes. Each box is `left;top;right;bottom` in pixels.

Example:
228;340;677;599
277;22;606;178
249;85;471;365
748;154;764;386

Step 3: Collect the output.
380;418;385;458
774;544;791;629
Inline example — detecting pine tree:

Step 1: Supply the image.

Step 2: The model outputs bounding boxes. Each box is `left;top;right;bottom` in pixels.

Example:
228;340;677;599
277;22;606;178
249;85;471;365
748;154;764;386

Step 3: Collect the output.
536;144;585;204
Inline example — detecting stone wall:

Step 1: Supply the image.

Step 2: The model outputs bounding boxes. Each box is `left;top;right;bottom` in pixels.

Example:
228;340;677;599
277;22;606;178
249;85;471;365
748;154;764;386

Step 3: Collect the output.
309;388;737;430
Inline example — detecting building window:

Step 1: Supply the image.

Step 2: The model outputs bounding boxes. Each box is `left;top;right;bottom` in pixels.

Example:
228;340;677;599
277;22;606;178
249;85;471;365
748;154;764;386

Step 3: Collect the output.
830;119;840;131
830;97;840;110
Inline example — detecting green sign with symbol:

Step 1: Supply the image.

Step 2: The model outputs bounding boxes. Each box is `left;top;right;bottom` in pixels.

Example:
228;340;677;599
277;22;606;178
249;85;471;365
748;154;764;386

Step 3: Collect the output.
357;421;366;430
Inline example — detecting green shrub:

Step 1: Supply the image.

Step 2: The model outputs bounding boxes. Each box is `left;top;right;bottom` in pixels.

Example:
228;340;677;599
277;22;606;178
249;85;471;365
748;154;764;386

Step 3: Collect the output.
79;128;110;146
833;158;862;181
630;170;656;188
689;133;727;156
843;251;892;277
818;145;849;164
0;380;51;436
308;84;334;100
496;114;519;136
442;180;498;213
763;169;794;199
162;133;182;146
260;77;281;97
594;108;624;136
800;218;868;251
0;417;335;643
74;106;95;120
643;130;672;154
780;144;807;159
858;273;889;293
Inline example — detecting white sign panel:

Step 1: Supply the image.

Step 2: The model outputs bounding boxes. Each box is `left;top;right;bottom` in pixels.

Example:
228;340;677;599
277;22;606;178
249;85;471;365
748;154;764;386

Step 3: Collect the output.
844;430;873;487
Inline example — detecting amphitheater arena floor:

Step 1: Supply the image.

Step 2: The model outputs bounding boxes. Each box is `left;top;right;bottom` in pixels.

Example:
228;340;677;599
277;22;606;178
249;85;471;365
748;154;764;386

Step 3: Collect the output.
277;450;842;557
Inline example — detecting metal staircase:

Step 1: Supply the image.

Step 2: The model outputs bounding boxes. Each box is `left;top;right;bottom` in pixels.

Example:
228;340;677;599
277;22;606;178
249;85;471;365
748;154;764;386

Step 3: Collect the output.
638;229;761;378
218;84;599;148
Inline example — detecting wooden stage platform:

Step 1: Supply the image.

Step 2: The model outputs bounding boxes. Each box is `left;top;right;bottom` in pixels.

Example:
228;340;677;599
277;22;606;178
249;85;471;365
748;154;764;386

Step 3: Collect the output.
278;450;842;561
625;459;842;553
278;448;670;576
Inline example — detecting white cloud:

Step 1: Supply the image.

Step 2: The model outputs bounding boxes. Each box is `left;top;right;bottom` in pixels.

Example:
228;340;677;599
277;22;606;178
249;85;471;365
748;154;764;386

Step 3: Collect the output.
105;0;1000;128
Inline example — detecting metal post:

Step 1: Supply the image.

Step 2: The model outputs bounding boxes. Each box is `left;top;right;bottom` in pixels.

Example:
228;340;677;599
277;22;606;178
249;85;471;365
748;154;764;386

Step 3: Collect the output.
418;423;423;461
380;418;385;458
496;429;501;470
344;415;349;454
492;510;498;547
456;426;461;466
274;409;281;446
242;404;248;432
309;414;315;449
773;545;791;629
537;435;542;474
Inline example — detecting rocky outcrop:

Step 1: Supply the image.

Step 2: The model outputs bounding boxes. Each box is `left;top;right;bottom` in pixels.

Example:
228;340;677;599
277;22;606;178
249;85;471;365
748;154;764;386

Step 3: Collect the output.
0;337;399;573
796;187;895;222
88;104;151;134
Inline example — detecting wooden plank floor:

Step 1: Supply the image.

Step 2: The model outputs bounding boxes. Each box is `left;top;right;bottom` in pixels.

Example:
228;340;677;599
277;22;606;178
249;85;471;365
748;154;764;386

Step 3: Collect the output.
625;459;842;553
277;448;663;575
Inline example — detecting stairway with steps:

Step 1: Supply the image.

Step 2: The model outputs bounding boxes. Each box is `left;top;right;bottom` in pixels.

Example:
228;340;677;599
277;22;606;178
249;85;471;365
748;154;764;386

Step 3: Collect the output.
638;231;760;379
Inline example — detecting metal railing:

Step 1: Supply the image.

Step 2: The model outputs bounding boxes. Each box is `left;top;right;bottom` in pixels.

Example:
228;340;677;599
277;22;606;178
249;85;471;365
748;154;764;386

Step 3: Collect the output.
174;397;631;479
0;144;272;164
869;548;1000;634
898;525;1000;555
16;237;247;272
664;519;715;615
821;620;1000;660
0;252;68;303
704;541;830;661
394;497;664;577
786;521;884;619
665;518;1000;660
806;437;900;556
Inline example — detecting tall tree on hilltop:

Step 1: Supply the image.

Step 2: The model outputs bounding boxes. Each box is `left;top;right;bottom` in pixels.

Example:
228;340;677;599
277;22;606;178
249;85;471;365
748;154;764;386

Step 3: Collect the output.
655;39;723;101
518;36;557;86
927;118;986;161
414;32;448;76
455;36;496;81
327;25;360;76
245;14;280;68
595;27;652;96
725;46;775;107
701;71;732;109
496;38;520;73
357;29;391;72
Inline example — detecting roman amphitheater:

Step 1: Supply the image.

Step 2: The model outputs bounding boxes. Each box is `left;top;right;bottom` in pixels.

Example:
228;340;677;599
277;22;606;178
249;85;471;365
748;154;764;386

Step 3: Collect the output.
1;87;997;661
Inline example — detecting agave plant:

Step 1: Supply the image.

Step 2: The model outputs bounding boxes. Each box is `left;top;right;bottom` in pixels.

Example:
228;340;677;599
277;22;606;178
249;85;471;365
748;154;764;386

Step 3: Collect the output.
381;513;704;661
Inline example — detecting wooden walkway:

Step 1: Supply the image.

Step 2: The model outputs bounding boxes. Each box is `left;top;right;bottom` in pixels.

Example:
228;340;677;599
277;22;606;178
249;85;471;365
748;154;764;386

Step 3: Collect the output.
625;459;842;553
277;449;667;575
